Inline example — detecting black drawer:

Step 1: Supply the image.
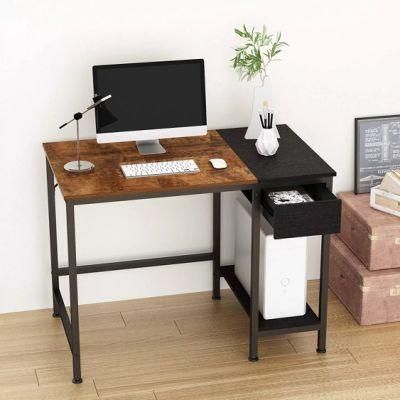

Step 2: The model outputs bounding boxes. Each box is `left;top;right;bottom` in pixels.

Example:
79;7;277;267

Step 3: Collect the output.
243;184;342;239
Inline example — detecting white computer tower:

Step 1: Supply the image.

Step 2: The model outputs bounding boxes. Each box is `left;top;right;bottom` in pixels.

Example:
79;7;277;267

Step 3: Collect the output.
235;193;308;320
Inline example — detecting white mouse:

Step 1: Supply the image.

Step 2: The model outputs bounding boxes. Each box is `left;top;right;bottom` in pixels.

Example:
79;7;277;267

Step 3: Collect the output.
209;158;227;169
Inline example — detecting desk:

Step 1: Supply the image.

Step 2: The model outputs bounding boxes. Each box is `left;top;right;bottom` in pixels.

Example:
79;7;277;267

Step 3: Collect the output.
219;125;341;358
44;127;340;384
44;130;258;383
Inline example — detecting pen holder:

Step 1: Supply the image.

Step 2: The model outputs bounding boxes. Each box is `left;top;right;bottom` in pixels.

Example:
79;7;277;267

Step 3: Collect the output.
255;128;279;156
247;125;280;140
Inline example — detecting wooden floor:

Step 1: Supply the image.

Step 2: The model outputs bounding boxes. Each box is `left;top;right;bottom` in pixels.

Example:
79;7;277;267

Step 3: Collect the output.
2;282;400;399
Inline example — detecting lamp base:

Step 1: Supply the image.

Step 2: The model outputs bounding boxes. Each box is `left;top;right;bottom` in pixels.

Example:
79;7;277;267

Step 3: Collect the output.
64;160;95;173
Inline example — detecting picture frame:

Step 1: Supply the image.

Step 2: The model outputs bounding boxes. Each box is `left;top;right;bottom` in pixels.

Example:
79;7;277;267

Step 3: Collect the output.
355;114;400;194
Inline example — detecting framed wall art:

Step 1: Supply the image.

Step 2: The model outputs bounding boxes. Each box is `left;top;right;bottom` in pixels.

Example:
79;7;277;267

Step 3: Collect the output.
355;115;400;194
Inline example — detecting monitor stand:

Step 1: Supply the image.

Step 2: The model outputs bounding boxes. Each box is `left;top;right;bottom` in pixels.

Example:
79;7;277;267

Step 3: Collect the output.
136;140;166;155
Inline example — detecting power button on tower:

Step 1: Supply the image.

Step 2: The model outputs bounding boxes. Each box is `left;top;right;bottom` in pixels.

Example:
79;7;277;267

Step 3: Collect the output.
281;277;290;287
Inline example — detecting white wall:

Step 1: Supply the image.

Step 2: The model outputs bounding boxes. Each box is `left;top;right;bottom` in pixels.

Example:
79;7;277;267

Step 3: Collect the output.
1;0;400;313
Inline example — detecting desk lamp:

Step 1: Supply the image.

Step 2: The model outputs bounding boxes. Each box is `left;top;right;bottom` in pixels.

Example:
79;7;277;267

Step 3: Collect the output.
59;94;113;173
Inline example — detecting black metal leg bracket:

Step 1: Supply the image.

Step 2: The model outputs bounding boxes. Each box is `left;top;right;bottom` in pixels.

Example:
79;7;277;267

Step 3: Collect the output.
212;192;221;300
249;186;261;362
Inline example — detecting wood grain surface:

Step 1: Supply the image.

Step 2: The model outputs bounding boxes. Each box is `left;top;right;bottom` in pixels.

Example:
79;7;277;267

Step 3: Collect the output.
1;284;400;399
219;126;336;188
43;130;257;202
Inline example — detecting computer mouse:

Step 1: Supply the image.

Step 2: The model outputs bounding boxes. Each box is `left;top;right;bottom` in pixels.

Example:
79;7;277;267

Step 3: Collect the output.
209;158;227;169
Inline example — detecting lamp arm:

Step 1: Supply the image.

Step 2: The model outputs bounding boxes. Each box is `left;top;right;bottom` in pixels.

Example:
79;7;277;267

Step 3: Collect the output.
58;94;111;129
59;119;74;130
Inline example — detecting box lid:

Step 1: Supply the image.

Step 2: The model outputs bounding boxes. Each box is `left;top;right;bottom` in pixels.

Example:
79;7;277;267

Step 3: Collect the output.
338;192;400;237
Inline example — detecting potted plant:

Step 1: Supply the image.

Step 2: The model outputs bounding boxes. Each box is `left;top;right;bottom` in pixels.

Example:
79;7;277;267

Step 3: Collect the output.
232;25;288;139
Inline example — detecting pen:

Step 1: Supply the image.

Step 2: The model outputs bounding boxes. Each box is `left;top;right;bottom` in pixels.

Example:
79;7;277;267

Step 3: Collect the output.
259;112;265;129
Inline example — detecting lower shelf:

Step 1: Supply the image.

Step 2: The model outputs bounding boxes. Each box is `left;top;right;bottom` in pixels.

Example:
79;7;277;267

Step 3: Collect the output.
220;265;321;336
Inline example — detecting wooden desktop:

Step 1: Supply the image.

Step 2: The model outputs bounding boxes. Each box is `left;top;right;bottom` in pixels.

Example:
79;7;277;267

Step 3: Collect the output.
44;130;256;203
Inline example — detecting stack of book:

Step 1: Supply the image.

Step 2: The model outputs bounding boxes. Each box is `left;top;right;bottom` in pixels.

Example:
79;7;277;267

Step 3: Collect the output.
329;192;400;325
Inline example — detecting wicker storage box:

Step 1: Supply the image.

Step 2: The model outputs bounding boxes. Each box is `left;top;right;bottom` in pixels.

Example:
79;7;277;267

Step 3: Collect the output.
338;191;400;270
330;235;400;325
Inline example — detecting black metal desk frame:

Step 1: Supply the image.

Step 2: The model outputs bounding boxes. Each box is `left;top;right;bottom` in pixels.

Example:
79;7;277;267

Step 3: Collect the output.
46;125;338;384
46;159;260;384
219;180;332;359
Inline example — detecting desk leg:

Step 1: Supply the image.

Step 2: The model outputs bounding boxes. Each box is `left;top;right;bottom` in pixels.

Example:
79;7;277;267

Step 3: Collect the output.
46;159;60;318
317;233;330;353
249;187;261;362
212;192;221;300
66;201;82;384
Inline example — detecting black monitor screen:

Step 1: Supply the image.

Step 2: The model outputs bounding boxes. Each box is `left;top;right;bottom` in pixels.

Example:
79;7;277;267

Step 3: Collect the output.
92;59;206;133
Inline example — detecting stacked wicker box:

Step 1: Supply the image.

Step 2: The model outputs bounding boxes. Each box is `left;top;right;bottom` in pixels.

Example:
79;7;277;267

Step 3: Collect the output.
329;192;400;325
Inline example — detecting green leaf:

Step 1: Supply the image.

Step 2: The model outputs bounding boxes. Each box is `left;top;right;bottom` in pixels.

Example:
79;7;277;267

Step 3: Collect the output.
231;24;288;82
234;28;244;37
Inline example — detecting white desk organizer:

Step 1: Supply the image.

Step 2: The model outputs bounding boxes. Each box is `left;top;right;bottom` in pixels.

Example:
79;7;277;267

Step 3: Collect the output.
245;125;280;140
234;192;308;320
370;185;400;217
255;128;280;156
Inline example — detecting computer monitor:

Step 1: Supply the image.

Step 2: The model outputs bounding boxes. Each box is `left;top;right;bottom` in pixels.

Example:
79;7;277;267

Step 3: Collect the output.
92;59;207;154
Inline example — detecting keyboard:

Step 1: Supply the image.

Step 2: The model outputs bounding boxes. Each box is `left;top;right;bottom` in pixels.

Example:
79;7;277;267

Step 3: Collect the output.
121;159;200;178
